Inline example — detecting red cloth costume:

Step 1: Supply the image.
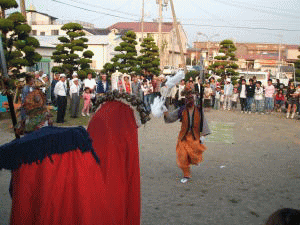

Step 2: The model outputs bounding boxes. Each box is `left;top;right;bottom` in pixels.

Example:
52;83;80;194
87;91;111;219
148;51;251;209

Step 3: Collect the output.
5;99;142;225
87;100;141;225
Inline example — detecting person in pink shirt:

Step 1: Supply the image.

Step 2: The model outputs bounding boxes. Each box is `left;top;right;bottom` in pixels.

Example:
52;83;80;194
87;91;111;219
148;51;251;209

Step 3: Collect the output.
264;79;275;114
82;87;91;117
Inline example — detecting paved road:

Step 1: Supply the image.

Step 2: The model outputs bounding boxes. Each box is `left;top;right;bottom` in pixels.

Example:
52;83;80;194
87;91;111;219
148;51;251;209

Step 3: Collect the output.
0;110;300;224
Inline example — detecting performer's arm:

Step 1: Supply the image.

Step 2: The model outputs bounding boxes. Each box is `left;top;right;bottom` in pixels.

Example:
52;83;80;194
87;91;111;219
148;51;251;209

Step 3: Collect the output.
163;108;180;123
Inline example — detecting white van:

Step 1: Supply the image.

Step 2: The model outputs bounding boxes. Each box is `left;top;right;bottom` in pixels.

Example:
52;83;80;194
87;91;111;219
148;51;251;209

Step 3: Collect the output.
238;71;288;87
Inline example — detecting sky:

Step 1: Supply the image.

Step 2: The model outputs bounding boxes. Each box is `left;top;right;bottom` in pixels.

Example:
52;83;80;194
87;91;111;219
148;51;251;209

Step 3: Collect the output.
27;0;300;46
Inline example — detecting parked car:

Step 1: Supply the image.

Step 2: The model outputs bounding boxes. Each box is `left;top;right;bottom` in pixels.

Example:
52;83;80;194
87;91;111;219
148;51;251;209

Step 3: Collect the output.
186;66;196;72
163;66;176;75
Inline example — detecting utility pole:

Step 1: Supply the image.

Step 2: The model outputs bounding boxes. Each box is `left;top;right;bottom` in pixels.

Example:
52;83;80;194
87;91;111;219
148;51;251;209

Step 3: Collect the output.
141;0;145;43
20;0;27;18
157;0;163;72
169;0;186;73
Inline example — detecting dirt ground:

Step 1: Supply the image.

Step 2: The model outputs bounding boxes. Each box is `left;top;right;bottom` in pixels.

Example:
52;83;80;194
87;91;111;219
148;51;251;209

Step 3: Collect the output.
0;109;300;225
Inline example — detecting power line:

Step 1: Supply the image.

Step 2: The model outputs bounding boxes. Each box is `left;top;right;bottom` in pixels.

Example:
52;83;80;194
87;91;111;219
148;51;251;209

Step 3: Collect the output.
65;0;140;17
222;0;298;14
212;0;300;20
182;23;300;32
51;0;140;21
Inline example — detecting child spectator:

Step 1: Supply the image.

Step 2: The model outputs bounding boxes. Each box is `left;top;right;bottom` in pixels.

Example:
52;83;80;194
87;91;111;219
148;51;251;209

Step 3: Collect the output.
231;88;239;111
264;79;275;114
254;81;264;114
82;87;91;117
238;79;247;113
214;86;221;110
275;89;285;112
246;78;255;114
220;90;224;109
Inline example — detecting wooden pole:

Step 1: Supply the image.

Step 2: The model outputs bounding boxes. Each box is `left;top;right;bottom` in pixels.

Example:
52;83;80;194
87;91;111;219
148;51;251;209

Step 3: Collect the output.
141;0;145;43
20;0;27;18
158;0;163;72
169;0;186;74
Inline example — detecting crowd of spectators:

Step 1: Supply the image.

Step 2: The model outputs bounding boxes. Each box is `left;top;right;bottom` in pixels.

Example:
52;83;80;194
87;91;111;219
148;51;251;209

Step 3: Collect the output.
22;71;300;123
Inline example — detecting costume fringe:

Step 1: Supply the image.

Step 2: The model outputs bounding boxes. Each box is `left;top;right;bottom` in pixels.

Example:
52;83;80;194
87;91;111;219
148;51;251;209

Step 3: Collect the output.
0;126;100;170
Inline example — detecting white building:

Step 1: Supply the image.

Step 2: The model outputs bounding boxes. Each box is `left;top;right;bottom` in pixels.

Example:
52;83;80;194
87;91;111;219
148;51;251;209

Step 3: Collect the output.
26;4;122;74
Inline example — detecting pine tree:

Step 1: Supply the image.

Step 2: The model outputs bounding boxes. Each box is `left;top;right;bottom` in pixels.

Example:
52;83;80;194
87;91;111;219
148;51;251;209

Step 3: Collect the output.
0;0;42;78
102;30;138;74
51;22;94;79
208;39;239;84
138;37;160;76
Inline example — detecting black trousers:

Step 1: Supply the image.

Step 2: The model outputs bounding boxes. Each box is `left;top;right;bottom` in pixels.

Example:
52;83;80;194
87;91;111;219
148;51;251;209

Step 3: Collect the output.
240;98;247;111
57;95;67;123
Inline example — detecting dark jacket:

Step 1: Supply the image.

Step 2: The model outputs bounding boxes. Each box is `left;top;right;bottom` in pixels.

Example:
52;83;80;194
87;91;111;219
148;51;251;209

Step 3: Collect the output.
246;84;255;98
96;80;110;94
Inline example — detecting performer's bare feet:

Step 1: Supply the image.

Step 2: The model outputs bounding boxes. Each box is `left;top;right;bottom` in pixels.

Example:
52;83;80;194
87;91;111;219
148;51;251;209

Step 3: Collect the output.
180;177;191;184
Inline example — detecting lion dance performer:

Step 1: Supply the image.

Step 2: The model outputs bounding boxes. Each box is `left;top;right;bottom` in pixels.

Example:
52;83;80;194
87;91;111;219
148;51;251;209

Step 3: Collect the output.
0;89;150;225
163;88;210;183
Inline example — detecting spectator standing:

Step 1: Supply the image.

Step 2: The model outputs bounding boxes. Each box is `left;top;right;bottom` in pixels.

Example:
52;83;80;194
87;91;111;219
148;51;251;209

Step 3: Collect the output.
238;79;247;113
96;74;110;94
223;78;233;110
254;81;264;114
194;77;203;106
131;76;142;99
210;77;216;108
153;75;161;97
246;78;255;113
54;74;68;123
214;86;221;110
264;79;275;114
83;73;97;104
286;82;297;119
178;79;186;107
124;76;132;94
82;88;91;117
69;78;80;118
141;79;153;112
203;83;212;108
275;89;285;112
51;74;60;108
231;88;239;111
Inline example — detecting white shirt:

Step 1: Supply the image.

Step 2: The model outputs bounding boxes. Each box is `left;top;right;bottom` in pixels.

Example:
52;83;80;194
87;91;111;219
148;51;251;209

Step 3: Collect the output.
103;82;107;91
70;84;80;98
54;80;67;97
178;84;185;100
231;93;239;102
215;91;220;99
84;78;96;90
255;87;264;100
240;85;246;98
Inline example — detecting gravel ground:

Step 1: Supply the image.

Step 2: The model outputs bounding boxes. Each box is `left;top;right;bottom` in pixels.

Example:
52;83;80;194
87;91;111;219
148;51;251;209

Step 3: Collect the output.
0;109;300;225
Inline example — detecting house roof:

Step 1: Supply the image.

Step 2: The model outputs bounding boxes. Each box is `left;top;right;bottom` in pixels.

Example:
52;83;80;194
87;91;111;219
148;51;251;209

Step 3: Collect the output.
108;22;174;33
236;54;281;61
26;10;58;20
83;28;111;35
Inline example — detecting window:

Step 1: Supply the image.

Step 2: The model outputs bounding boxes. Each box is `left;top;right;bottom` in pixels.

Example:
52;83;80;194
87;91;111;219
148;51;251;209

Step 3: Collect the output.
32;30;37;35
40;32;45;36
51;30;59;35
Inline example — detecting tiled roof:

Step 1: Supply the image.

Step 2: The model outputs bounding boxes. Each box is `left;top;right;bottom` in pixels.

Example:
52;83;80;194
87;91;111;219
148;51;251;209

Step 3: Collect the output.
108;22;174;33
83;28;111;35
236;54;281;60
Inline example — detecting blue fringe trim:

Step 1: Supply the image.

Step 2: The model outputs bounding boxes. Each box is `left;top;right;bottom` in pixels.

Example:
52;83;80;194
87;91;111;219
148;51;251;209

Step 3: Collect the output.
0;126;100;170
